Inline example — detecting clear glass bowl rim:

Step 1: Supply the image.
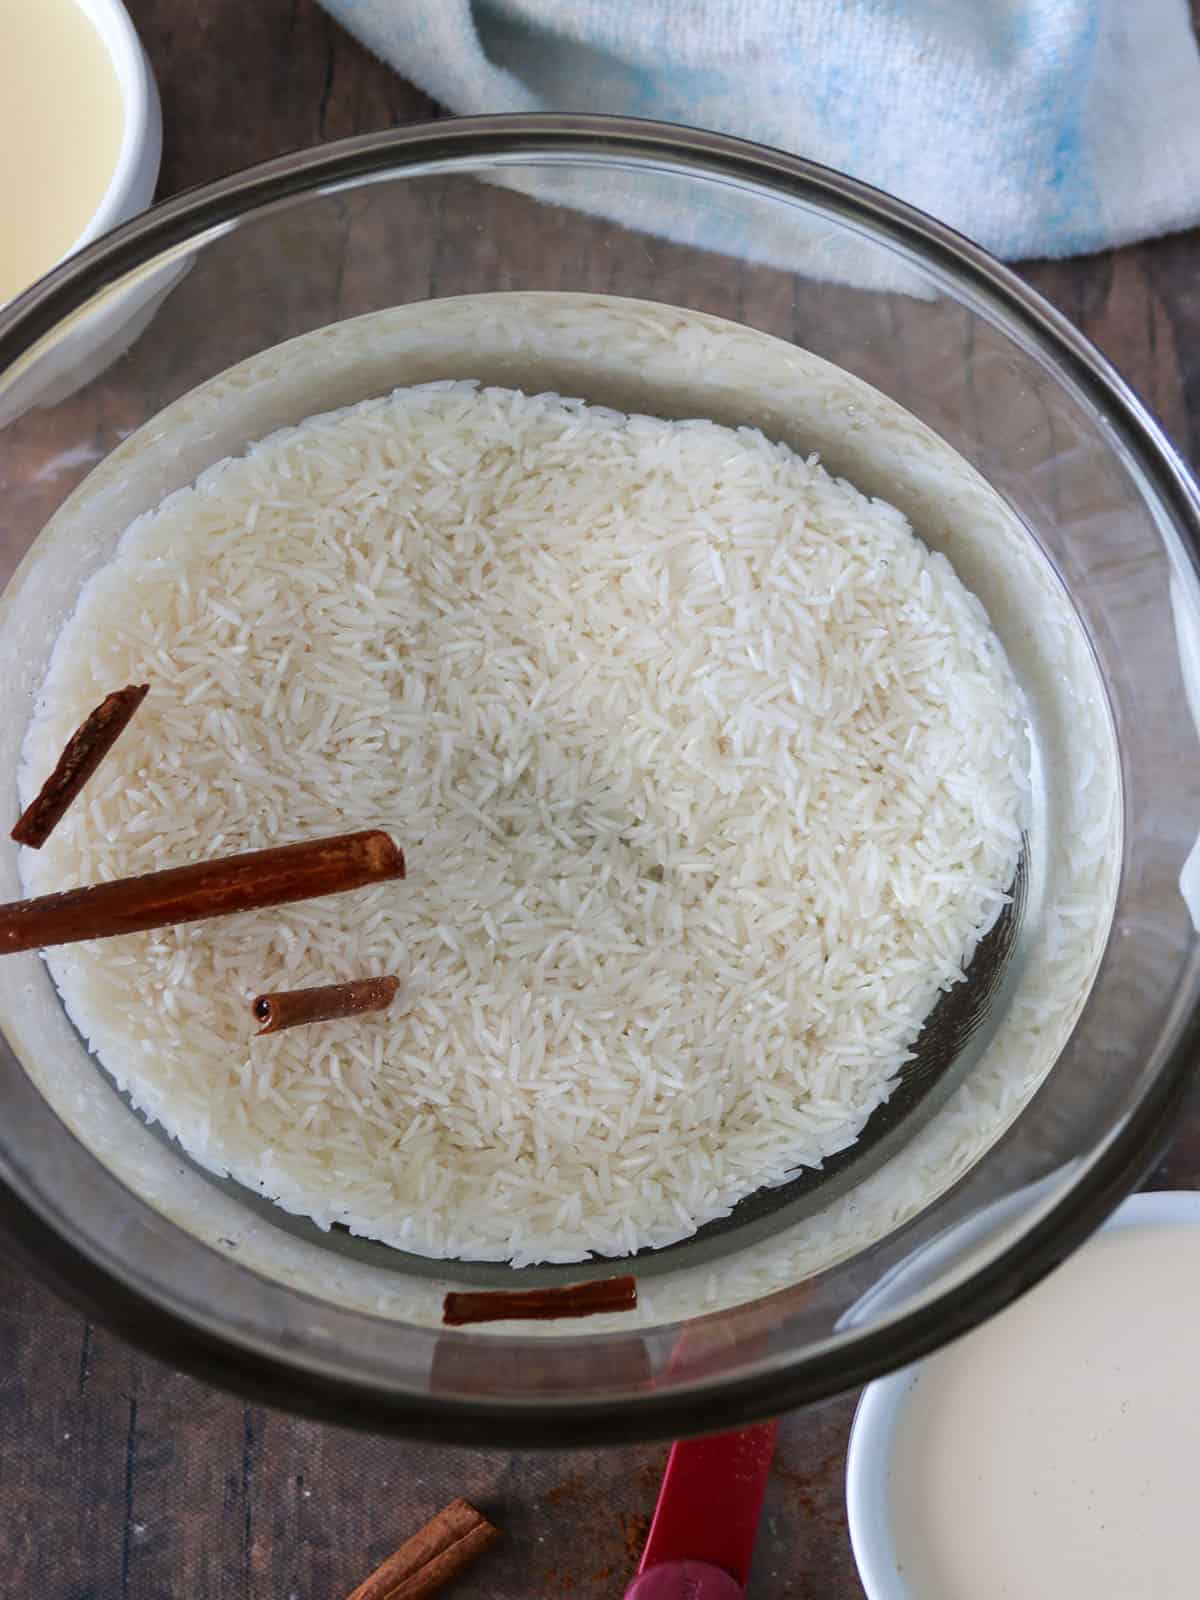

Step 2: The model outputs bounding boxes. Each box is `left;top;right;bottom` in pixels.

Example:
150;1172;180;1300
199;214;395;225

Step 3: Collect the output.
1;113;1200;1446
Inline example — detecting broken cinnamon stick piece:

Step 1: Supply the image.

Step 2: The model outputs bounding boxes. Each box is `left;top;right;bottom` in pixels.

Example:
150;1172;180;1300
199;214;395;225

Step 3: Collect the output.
443;1274;638;1327
0;829;404;955
12;683;149;849
343;1497;500;1600
253;974;400;1035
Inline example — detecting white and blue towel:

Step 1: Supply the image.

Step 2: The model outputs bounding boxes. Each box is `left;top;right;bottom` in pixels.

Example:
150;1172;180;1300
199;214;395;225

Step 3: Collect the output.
320;0;1200;260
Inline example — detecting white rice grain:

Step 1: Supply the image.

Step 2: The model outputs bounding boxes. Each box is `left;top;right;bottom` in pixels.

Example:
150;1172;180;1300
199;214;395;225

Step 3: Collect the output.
20;381;1028;1265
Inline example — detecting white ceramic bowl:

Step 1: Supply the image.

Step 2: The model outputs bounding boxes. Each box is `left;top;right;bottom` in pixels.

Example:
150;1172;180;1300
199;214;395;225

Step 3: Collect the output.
845;1189;1200;1598
1;0;161;311
0;0;163;423
65;0;162;281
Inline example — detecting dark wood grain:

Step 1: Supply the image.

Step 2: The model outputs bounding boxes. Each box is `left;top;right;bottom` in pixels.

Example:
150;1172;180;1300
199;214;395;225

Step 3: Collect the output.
2;3;1199;1597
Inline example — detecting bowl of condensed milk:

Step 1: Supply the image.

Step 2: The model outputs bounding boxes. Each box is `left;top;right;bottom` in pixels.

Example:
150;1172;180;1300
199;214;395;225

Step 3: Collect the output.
0;0;160;307
847;1190;1200;1600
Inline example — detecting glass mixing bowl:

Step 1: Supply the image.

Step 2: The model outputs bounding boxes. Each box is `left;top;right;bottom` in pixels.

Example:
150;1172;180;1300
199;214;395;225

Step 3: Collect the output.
1;116;1198;1446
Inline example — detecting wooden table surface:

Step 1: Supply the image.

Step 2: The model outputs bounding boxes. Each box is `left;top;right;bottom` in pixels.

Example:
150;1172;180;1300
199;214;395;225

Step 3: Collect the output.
3;3;1200;1596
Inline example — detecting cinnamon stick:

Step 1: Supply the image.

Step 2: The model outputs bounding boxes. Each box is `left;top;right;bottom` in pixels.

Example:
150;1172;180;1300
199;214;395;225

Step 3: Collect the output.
253;974;400;1034
0;829;404;955
443;1274;638;1327
343;1497;500;1600
12;683;149;848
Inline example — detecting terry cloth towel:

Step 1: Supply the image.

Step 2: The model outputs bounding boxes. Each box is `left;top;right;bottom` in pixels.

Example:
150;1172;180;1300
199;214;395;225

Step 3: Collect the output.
320;0;1200;261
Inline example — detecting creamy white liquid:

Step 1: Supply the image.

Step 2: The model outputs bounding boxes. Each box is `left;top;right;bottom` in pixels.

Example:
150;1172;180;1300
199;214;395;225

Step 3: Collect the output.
0;0;125;303
888;1223;1200;1598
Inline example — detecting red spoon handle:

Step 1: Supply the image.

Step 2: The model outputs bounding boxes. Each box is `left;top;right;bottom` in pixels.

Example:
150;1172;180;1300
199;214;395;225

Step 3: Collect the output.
635;1420;779;1586
624;1559;746;1599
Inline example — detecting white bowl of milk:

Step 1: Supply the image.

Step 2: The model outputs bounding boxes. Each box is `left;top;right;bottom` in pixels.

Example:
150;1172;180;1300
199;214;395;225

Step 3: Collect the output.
0;0;164;426
846;1190;1200;1599
1;0;160;308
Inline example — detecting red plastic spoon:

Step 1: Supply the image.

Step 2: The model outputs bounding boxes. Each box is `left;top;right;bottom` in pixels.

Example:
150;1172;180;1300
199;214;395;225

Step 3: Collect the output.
624;1420;779;1599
